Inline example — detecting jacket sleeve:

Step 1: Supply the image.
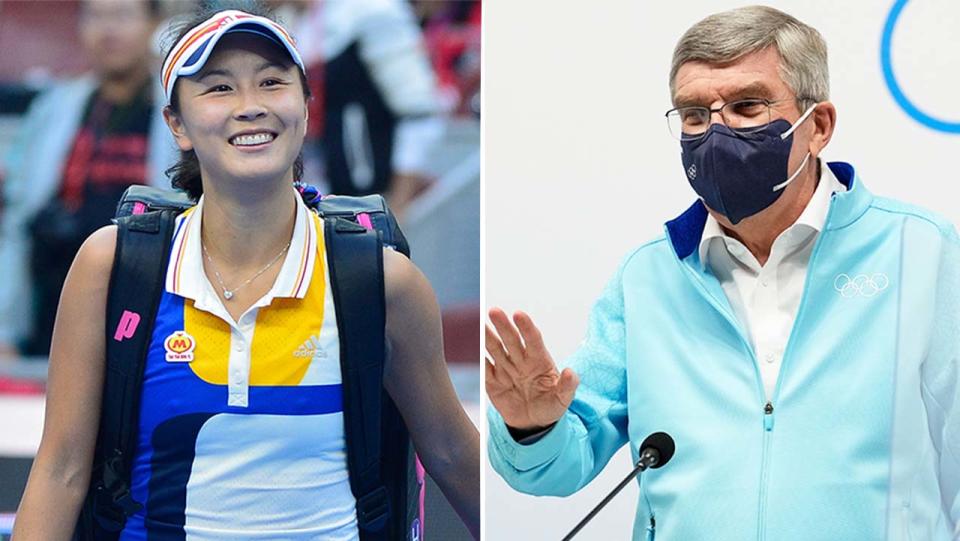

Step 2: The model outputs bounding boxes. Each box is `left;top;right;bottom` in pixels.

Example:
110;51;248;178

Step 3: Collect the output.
487;259;630;496
922;227;960;534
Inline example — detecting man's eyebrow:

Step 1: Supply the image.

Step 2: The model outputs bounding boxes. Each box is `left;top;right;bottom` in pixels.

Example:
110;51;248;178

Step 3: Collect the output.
672;81;777;108
672;93;701;108
727;81;776;100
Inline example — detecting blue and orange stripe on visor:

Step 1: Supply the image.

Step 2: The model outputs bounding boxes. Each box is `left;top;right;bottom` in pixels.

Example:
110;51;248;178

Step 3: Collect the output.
161;9;305;104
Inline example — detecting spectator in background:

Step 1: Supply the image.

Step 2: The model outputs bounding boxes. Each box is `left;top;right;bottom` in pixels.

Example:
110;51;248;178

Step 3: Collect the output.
414;0;481;118
271;0;445;220
0;0;176;358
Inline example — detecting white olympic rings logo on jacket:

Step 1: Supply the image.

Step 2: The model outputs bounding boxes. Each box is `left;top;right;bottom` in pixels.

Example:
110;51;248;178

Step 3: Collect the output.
833;273;890;298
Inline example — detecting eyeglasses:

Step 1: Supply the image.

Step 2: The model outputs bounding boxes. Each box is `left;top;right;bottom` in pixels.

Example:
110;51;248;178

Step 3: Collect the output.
665;98;804;141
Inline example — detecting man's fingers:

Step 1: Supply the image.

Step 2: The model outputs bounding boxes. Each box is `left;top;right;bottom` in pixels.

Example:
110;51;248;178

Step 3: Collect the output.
485;323;522;379
513;311;550;360
485;355;512;389
488;307;526;362
557;367;580;408
485;357;500;391
484;323;509;364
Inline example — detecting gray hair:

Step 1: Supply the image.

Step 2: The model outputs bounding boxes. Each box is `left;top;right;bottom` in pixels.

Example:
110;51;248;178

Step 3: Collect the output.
670;5;829;110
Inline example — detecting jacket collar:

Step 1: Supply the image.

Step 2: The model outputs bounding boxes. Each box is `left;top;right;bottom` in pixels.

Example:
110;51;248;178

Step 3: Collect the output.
665;161;872;261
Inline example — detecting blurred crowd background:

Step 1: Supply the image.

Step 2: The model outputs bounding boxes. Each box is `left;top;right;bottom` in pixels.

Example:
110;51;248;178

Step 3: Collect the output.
0;0;479;537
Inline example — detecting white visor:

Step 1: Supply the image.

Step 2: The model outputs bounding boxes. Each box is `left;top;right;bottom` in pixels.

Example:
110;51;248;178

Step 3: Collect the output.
161;10;305;104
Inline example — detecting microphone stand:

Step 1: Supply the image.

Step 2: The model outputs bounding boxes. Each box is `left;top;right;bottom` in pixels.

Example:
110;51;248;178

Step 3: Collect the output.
560;450;659;541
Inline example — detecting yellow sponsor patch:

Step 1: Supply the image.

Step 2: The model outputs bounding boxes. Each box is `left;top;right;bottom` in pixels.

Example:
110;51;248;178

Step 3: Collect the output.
164;330;196;362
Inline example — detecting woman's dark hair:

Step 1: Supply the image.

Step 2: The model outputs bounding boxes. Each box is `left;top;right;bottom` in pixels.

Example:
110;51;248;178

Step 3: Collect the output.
162;0;312;201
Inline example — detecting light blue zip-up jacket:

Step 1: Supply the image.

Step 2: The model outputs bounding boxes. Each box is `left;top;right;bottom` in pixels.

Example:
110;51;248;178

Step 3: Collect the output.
488;162;960;541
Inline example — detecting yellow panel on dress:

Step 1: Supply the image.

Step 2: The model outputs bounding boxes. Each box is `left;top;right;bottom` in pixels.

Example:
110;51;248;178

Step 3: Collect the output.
185;299;232;385
250;214;327;386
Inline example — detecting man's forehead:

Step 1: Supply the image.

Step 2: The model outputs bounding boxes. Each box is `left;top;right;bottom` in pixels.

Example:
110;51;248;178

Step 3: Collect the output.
673;49;788;105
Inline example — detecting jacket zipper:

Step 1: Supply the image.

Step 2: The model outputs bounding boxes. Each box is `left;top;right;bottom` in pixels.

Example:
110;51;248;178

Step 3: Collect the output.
755;194;838;541
676;192;840;541
758;401;775;541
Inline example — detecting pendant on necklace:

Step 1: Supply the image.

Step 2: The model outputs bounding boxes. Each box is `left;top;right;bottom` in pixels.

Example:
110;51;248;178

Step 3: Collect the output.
223;290;234;300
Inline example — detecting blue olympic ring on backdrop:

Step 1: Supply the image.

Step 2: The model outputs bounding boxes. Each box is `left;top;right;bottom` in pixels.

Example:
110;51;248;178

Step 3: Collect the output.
881;0;960;134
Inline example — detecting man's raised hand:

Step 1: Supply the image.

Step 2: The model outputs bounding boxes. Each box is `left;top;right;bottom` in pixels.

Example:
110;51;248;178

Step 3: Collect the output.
485;308;579;432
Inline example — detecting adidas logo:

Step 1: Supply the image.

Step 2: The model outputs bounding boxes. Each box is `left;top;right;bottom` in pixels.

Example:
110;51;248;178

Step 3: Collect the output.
294;335;327;360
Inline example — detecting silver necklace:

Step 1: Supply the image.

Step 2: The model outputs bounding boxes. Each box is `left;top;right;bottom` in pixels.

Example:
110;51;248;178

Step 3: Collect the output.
201;240;291;300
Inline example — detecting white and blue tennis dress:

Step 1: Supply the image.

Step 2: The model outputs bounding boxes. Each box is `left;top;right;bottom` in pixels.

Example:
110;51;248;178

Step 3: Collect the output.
119;192;359;540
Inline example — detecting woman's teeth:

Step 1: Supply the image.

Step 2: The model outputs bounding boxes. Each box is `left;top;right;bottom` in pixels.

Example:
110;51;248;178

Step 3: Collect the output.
231;133;275;146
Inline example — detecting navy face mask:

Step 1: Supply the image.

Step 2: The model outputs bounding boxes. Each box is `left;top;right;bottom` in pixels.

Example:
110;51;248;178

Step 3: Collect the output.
680;105;815;225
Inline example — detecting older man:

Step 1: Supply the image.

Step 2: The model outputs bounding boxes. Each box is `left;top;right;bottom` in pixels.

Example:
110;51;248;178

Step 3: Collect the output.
486;6;959;540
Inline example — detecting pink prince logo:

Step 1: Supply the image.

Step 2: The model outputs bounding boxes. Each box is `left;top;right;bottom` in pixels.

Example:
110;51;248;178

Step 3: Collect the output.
114;310;141;342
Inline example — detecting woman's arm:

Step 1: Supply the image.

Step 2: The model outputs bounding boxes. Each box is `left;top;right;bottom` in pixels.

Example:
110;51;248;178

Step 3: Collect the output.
12;225;116;540
382;249;480;540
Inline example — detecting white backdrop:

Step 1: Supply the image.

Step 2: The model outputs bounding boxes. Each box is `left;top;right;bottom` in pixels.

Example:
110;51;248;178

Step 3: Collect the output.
483;1;960;539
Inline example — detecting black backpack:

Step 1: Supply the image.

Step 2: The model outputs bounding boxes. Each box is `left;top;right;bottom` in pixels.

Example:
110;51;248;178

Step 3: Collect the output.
74;185;422;541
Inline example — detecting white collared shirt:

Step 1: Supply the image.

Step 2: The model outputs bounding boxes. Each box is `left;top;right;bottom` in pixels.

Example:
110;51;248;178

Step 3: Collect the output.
698;162;847;400
165;189;319;407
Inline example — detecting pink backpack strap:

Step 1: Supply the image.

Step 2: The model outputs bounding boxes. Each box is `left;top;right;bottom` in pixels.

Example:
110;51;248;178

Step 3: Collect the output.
415;455;426;539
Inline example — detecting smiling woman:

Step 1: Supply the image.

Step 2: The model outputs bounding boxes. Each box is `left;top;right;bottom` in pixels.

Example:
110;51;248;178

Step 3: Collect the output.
161;9;312;201
165;33;307;199
10;3;479;541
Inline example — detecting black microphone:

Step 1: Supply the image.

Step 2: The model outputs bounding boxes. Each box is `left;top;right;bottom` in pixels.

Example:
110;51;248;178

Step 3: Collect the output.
561;432;675;541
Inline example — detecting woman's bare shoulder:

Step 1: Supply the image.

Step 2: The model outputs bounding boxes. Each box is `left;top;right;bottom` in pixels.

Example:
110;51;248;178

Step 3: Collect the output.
382;248;441;358
48;225;119;315
80;225;118;269
382;248;426;304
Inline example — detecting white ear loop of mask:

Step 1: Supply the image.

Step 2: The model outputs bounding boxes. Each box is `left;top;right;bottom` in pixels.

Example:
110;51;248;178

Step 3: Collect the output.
779;103;817;140
772;151;811;192
771;104;817;192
